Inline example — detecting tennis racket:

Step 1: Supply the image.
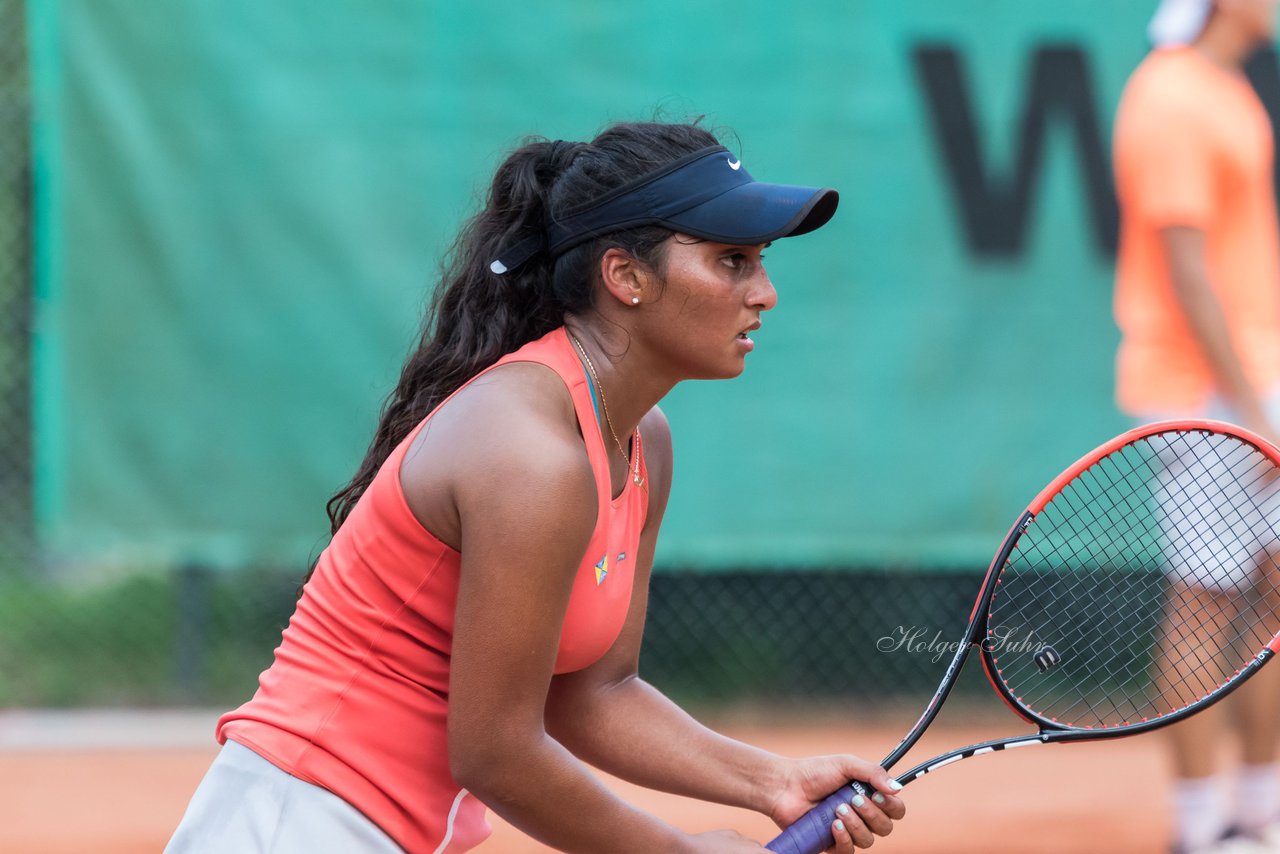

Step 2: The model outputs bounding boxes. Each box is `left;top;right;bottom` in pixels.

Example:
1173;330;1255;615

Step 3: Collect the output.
767;420;1280;854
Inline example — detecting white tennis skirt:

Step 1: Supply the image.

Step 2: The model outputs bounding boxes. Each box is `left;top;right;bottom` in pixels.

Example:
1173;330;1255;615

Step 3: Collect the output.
165;740;405;853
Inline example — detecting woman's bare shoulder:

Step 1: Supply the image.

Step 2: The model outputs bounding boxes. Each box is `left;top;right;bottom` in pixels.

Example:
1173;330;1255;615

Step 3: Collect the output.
400;360;594;539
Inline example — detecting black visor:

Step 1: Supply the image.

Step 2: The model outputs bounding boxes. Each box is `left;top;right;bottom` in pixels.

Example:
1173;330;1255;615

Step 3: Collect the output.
489;146;839;275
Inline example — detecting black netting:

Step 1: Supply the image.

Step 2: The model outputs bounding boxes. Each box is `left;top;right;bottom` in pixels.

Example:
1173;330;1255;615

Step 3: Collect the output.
0;566;989;707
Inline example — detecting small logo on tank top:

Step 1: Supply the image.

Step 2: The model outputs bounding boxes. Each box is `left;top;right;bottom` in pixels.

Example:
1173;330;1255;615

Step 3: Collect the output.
594;555;608;586
617;552;627;562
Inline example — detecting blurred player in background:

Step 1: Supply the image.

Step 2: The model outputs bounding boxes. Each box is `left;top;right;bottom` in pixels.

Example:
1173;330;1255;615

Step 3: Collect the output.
1114;1;1280;851
165;122;906;853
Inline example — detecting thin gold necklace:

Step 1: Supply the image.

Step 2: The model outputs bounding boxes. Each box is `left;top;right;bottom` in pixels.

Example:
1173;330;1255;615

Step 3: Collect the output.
567;330;644;487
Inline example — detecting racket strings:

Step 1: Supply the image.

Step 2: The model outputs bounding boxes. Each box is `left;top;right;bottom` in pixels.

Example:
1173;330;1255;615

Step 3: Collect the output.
1005;459;1183;714
987;430;1280;729
1064;435;1275;713
1150;438;1279;655
1089;435;1276;706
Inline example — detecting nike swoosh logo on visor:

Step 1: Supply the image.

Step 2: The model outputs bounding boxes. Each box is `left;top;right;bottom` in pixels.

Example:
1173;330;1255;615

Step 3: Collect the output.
727;158;741;170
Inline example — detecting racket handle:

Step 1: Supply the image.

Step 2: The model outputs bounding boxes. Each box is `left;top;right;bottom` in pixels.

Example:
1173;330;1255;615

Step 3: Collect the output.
765;780;870;854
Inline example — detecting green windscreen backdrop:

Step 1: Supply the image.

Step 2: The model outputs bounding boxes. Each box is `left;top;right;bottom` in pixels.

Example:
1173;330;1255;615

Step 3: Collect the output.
31;2;1225;570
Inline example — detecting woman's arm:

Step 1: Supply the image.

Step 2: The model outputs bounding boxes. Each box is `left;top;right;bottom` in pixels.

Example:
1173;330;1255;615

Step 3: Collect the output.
545;407;904;848
433;373;763;854
545;406;774;807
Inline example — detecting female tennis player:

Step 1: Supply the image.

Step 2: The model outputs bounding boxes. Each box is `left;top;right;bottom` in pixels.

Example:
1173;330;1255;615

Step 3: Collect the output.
166;121;905;853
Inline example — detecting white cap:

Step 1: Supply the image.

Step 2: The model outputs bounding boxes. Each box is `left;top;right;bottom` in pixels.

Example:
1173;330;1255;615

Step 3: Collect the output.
1149;0;1214;46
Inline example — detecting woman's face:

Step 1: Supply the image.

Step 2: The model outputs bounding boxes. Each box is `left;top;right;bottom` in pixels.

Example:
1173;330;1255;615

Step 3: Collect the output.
638;235;777;380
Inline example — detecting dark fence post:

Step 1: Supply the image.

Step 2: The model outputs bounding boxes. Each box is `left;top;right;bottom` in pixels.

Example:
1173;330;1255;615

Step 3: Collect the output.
175;563;211;702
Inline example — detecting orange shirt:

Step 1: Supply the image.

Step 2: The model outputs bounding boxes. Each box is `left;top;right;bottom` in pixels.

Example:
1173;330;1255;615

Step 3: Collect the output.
218;328;649;853
1113;46;1280;414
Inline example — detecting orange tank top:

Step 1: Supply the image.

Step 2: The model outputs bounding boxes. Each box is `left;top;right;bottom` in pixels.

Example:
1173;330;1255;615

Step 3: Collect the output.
1113;47;1280;413
217;327;649;853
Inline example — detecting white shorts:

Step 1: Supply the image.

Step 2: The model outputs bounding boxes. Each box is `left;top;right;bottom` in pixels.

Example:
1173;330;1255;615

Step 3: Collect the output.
165;740;404;854
1139;395;1280;593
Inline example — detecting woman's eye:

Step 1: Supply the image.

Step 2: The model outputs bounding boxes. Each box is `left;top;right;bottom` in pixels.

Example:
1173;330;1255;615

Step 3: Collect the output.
721;251;764;271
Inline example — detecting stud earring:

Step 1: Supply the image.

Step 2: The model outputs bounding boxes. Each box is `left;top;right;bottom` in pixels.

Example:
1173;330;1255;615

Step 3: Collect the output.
631;296;640;305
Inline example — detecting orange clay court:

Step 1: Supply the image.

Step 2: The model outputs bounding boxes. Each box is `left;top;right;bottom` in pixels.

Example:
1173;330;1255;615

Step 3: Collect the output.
0;708;1186;853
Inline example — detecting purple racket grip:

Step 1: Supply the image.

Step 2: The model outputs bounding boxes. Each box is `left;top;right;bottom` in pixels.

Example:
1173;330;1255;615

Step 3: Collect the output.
765;779;870;854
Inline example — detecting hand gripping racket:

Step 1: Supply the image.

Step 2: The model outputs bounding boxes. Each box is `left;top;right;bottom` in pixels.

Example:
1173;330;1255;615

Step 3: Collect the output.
767;421;1280;854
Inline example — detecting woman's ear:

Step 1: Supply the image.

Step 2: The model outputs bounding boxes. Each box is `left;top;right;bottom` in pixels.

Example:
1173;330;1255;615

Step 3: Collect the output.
598;247;651;307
